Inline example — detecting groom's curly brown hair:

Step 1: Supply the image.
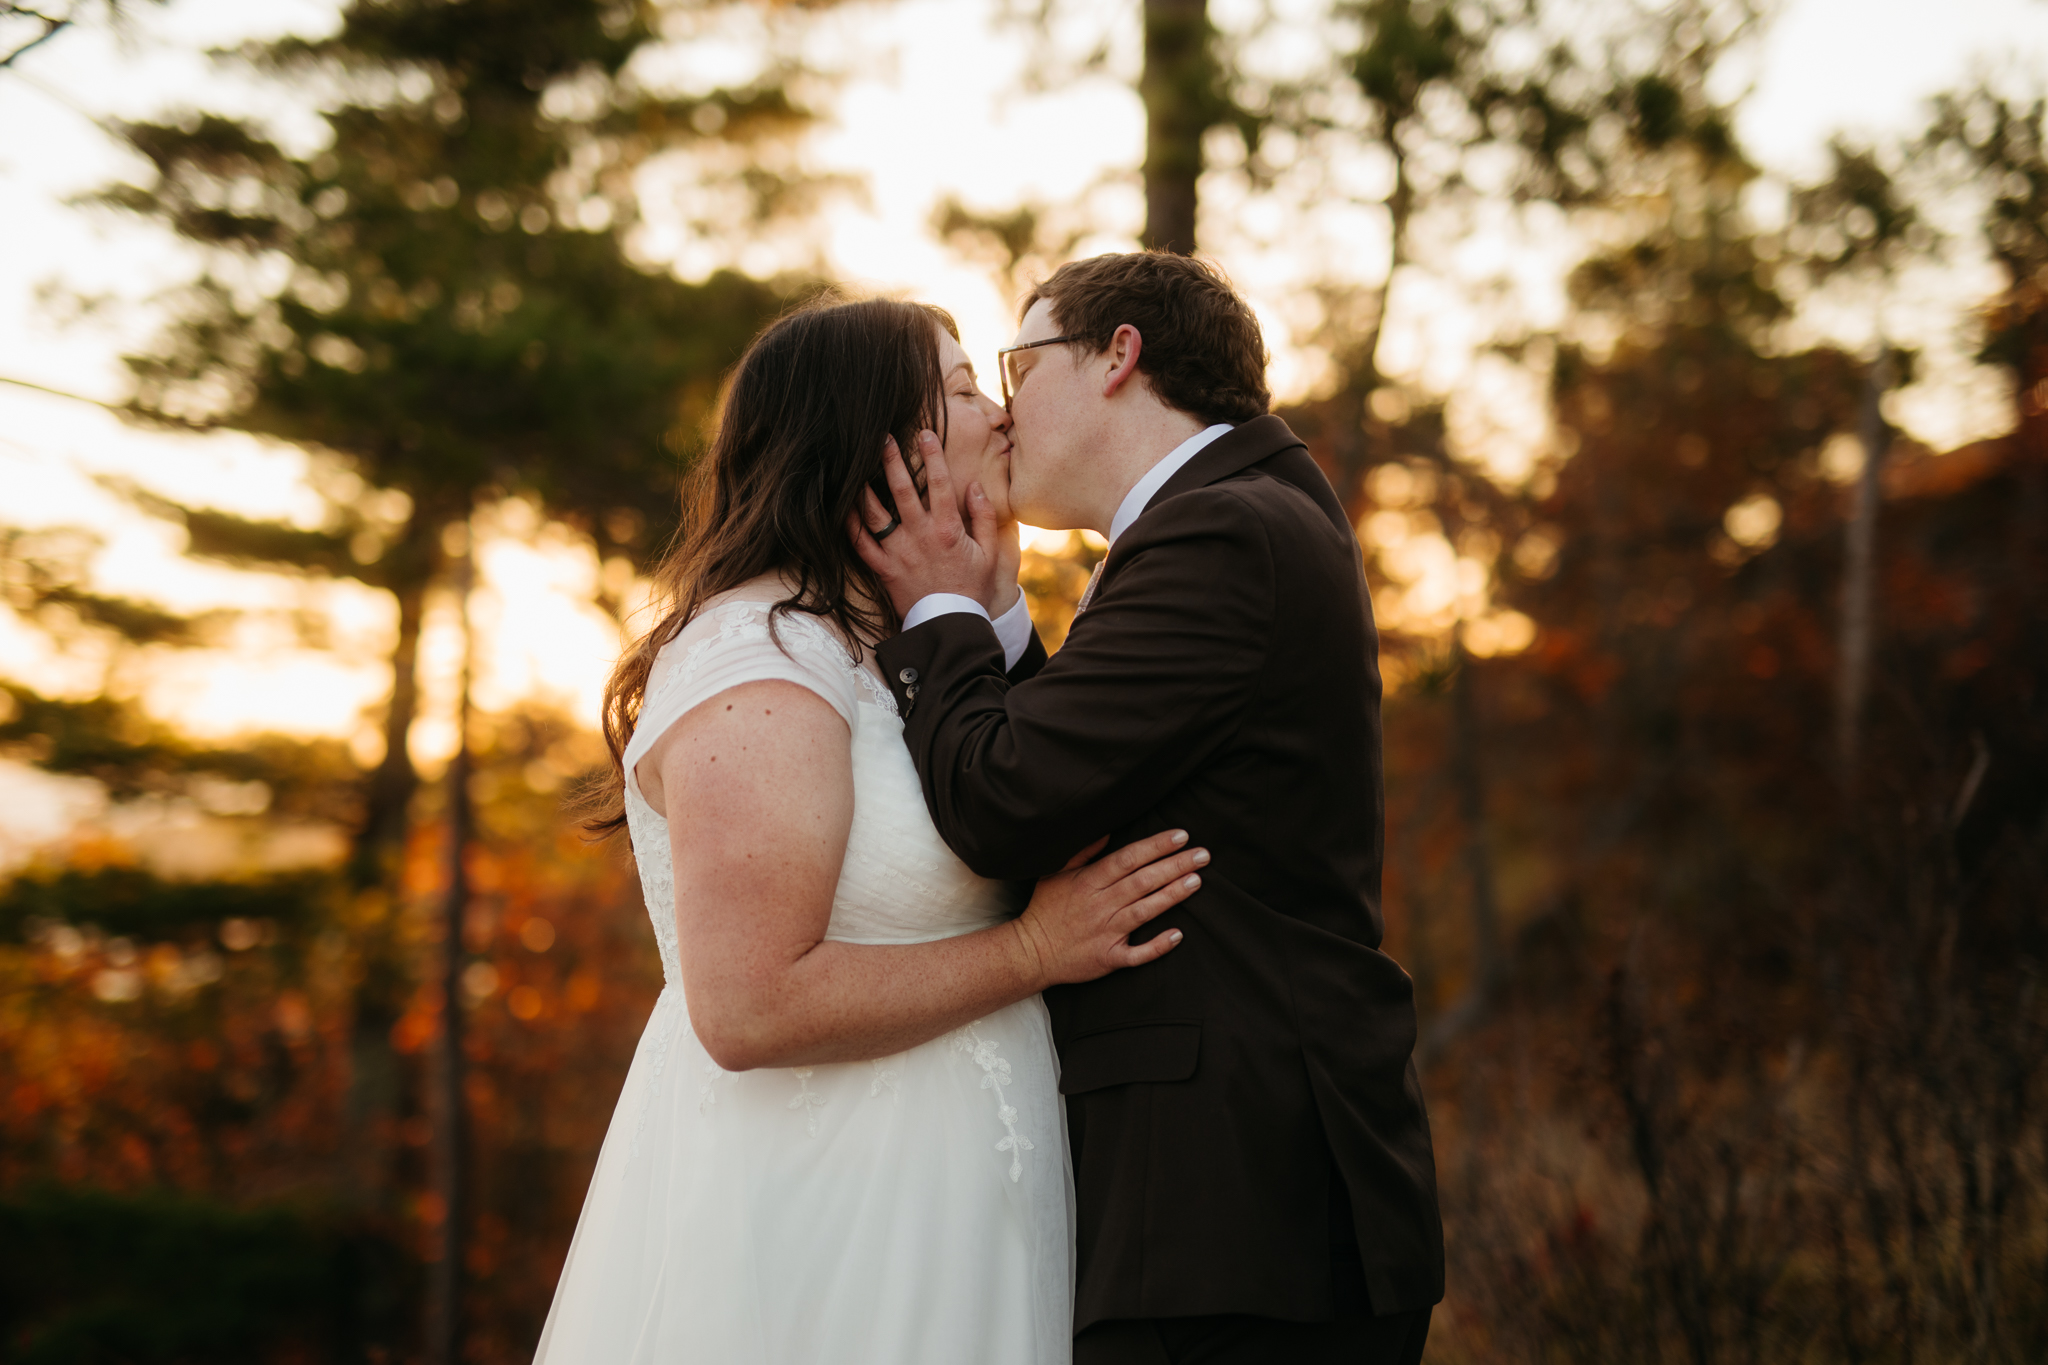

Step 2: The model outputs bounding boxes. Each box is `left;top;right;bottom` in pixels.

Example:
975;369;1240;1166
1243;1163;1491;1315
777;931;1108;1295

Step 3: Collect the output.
1021;252;1270;426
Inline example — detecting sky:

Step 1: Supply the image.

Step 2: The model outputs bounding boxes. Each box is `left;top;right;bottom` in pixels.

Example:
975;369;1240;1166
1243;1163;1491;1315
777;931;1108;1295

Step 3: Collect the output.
3;0;2046;859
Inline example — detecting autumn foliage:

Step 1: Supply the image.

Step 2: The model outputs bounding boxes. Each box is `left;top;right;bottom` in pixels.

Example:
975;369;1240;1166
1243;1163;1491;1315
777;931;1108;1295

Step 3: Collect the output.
4;2;2047;1362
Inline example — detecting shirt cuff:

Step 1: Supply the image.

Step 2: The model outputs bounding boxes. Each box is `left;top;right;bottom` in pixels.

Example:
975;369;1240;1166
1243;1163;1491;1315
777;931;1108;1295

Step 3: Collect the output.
900;592;989;632
990;593;1034;671
900;591;1033;671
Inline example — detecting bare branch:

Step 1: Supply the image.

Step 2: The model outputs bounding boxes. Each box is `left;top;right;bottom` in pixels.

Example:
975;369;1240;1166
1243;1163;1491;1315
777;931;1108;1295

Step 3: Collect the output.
0;4;70;69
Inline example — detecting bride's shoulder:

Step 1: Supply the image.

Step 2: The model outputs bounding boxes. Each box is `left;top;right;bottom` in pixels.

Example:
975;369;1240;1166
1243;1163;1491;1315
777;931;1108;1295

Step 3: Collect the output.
651;579;859;684
690;572;790;621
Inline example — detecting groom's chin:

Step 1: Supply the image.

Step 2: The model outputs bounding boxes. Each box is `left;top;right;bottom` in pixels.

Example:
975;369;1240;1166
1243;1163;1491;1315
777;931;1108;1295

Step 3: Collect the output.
1004;486;1046;529
975;486;1016;525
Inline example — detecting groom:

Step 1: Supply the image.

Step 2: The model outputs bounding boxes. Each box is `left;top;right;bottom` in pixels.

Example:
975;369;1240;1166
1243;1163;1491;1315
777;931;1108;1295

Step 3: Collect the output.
858;252;1442;1364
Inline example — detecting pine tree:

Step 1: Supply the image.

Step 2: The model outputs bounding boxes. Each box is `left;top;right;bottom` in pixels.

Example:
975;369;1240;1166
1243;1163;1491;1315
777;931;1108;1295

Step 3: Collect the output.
84;0;832;1262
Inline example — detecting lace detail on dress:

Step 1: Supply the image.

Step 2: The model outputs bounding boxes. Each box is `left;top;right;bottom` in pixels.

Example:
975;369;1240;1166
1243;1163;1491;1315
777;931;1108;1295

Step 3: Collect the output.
623;599;894;989
788;1067;827;1137
953;1023;1035;1181
628;988;686;1160
617;591;1035;1149
623;796;683;988
848;663;898;716
638;601;853;743
699;1056;736;1113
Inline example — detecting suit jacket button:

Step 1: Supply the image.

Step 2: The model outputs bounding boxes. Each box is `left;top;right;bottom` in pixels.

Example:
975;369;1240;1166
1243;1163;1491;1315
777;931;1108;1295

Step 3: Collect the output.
898;667;919;685
905;684;919;701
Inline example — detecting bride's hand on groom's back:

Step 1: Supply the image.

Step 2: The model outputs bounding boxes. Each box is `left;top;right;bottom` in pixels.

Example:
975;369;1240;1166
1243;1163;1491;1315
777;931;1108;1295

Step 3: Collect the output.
1010;831;1205;987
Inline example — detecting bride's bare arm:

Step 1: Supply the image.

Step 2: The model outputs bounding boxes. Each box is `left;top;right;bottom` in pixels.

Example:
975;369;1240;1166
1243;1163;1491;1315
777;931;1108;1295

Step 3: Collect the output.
636;678;1204;1072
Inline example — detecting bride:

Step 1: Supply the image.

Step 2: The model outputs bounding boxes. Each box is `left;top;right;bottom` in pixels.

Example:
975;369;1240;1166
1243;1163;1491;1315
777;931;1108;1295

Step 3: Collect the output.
534;298;1210;1365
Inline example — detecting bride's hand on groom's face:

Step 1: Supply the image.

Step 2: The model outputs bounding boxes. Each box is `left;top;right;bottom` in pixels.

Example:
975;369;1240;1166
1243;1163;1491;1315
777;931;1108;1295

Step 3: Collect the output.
1010;830;1206;988
850;430;1011;619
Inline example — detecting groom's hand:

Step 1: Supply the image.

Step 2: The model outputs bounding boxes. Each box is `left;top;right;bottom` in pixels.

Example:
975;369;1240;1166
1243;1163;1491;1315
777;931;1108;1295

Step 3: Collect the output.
849;430;1006;620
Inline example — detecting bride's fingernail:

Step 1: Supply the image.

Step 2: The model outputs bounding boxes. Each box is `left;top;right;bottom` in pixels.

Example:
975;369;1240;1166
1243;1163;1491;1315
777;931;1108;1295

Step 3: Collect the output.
1168;930;1184;944
1170;830;1188;845
1183;875;1201;890
1191;849;1210;866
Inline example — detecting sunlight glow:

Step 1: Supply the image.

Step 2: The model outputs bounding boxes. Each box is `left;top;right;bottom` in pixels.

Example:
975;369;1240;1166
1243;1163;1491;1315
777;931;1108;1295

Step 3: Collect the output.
2;0;2044;775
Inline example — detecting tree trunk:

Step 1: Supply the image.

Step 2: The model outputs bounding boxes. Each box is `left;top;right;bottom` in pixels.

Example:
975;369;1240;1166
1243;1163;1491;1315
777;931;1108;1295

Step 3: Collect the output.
1338;134;1414;507
427;532;474;1365
1451;624;1505;996
1419;625;1505;1064
1836;352;1893;783
342;504;434;1212
1141;0;1211;253
351;507;434;889
1360;130;1412;398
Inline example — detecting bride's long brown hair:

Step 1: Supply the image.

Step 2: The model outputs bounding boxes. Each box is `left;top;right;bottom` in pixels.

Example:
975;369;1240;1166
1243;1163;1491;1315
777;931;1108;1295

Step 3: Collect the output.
584;296;958;837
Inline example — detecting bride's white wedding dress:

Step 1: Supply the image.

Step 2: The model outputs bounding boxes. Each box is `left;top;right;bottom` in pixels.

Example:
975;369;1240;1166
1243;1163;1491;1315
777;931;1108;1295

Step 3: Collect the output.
534;594;1073;1365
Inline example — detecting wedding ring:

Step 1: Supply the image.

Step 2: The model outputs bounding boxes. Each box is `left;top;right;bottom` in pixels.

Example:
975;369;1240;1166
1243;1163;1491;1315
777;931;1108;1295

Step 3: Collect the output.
872;515;900;542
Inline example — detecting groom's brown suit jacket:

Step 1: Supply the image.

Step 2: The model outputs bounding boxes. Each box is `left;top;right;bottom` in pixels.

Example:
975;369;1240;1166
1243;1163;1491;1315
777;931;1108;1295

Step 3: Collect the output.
876;415;1444;1332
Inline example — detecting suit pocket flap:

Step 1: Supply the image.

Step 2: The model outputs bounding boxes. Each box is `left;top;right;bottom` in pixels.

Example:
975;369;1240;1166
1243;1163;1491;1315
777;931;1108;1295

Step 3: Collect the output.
1058;1022;1201;1095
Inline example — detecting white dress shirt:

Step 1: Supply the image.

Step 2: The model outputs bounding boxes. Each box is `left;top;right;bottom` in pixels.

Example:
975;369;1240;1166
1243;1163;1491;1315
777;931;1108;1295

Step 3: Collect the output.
1103;423;1233;546
900;590;1038;669
900;423;1236;656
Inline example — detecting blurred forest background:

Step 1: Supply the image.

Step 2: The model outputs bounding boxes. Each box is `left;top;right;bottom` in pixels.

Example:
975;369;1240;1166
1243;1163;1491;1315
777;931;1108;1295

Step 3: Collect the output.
0;0;2043;1361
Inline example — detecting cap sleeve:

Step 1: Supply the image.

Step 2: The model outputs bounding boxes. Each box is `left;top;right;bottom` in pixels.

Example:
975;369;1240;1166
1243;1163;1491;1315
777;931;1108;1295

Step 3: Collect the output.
622;601;862;804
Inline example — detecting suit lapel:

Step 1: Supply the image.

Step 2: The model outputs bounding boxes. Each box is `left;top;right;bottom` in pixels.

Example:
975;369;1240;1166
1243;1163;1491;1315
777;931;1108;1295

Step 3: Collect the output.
1081;411;1351;626
1073;416;1351;628
1141;413;1350;540
1150;413;1300;505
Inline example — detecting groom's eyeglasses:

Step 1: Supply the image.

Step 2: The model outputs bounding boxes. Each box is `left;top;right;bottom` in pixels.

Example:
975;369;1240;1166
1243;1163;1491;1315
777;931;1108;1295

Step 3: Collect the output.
996;335;1085;408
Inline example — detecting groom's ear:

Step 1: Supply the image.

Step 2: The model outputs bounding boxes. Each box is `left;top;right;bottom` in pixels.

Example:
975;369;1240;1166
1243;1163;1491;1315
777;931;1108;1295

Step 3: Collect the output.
1101;324;1144;399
